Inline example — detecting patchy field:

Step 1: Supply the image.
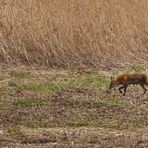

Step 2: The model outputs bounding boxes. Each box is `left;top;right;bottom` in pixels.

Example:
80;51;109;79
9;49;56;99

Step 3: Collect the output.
0;66;148;147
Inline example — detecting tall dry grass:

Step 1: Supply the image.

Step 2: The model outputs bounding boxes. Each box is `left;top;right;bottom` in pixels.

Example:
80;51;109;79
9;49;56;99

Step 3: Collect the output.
0;0;148;69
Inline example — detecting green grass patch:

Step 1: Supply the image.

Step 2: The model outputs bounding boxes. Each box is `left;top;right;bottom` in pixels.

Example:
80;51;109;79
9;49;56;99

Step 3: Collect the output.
131;64;145;72
17;83;46;91
46;82;65;90
70;115;90;126
15;98;46;107
145;105;148;110
100;97;128;106
10;71;34;80
88;138;101;144
24;121;44;128
7;126;21;140
0;100;11;110
0;75;5;81
9;82;65;91
90;97;129;106
66;74;108;90
8;73;108;92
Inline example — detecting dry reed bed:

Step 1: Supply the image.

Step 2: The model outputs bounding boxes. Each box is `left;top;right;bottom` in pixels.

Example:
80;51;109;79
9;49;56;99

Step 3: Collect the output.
0;0;148;69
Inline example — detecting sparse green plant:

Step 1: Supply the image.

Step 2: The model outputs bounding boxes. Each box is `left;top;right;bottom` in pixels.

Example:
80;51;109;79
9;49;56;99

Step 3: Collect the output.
96;97;128;106
15;83;45;91
8;81;18;87
132;65;145;72
24;121;44;128
15;98;46;106
9;82;65;91
7;126;21;140
66;74;107;90
12;72;34;80
0;100;11;110
88;138;101;144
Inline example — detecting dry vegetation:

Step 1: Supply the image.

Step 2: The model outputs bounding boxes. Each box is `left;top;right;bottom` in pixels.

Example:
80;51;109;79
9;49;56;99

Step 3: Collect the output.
0;0;147;69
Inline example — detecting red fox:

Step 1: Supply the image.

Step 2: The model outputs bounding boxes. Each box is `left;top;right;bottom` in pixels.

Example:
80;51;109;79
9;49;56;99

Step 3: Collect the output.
106;72;148;96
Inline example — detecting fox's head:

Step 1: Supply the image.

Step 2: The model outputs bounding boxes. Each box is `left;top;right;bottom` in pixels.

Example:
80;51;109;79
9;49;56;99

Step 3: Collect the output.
106;76;117;93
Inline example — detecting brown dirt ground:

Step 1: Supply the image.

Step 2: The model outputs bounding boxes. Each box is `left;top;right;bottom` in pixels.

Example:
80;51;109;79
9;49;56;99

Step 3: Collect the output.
0;66;148;147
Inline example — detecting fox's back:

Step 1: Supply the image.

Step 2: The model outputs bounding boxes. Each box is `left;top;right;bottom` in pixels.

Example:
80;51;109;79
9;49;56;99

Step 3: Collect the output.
116;73;148;85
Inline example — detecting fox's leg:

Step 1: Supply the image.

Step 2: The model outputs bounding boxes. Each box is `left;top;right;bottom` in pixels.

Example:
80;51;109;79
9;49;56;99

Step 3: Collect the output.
118;86;124;94
140;84;147;95
119;85;127;96
123;85;128;96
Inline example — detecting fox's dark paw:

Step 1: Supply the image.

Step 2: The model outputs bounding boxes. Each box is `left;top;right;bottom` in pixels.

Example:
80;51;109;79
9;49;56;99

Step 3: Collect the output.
122;93;126;96
105;89;110;93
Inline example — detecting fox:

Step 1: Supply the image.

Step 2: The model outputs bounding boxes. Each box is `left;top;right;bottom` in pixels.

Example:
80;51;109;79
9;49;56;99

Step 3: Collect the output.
106;72;148;96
